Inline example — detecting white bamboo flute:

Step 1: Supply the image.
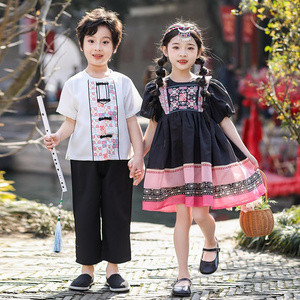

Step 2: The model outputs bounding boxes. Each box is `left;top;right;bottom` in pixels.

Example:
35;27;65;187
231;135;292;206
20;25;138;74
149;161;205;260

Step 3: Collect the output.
36;96;67;192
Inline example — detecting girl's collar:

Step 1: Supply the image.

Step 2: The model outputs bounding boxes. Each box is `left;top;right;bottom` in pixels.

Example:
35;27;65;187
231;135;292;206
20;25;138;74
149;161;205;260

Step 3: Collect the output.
165;75;198;84
162;75;212;86
167;73;199;83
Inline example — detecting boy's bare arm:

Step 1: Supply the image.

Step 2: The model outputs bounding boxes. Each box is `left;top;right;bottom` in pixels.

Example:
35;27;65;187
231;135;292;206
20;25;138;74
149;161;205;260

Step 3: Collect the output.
44;117;76;150
127;115;145;185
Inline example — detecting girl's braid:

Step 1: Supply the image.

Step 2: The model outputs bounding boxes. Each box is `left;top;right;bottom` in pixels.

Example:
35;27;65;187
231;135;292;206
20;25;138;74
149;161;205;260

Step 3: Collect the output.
195;56;210;98
195;56;210;116
151;54;168;97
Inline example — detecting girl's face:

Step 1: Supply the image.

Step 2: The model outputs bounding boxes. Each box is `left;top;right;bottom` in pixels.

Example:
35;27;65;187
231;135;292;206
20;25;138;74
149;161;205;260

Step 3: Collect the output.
162;35;201;74
82;25;116;72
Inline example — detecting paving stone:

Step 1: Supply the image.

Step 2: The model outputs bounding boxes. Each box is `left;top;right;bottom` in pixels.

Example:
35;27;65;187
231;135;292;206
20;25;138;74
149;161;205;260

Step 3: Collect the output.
0;219;300;299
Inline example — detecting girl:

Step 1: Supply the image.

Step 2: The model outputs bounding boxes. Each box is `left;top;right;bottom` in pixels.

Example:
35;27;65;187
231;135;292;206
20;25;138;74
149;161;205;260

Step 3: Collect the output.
140;21;266;297
44;8;144;292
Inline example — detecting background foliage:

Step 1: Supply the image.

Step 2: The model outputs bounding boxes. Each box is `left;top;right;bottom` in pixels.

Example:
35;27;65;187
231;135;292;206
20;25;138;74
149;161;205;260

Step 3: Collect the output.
0;171;74;237
240;0;300;144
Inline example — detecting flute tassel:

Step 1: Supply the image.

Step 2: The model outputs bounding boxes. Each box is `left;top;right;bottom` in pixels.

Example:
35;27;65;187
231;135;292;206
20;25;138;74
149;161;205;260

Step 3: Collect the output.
53;196;63;253
53;217;62;253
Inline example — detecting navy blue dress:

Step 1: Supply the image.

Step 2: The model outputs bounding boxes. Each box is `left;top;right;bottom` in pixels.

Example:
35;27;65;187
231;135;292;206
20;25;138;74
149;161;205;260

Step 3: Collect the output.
141;77;265;212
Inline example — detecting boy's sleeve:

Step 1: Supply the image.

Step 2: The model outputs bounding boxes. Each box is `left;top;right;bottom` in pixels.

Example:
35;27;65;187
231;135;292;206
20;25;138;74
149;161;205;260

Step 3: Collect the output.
124;78;142;119
206;79;235;124
56;80;77;120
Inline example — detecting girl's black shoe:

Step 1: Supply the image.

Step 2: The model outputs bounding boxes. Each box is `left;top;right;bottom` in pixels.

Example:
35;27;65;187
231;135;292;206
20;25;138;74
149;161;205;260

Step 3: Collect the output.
171;278;192;297
199;244;220;275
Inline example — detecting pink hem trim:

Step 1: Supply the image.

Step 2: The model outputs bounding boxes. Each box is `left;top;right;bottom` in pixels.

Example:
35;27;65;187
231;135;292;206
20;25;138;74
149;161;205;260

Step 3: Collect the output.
144;159;256;189
143;183;266;212
143;194;213;212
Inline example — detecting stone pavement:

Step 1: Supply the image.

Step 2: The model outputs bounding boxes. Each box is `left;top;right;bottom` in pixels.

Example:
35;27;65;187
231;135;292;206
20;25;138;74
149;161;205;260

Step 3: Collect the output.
0;218;300;300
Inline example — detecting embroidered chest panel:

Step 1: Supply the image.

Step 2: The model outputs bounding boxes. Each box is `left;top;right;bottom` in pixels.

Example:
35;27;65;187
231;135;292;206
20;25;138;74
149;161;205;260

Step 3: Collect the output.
88;79;119;160
159;84;203;114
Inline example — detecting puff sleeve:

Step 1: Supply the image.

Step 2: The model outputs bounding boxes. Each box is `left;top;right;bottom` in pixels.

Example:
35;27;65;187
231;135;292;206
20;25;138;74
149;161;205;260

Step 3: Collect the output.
140;81;162;121
206;79;235;124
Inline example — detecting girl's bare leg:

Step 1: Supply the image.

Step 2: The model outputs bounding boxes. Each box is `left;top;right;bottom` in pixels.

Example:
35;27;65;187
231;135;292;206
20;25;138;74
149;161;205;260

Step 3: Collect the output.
174;204;193;284
192;206;218;261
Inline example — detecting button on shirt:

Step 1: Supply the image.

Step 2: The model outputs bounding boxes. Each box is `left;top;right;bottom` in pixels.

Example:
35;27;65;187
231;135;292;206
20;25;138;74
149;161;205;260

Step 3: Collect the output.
57;70;142;161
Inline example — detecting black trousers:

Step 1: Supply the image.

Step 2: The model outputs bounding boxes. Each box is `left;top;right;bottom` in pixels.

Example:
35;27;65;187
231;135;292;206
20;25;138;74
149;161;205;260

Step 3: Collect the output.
70;160;133;265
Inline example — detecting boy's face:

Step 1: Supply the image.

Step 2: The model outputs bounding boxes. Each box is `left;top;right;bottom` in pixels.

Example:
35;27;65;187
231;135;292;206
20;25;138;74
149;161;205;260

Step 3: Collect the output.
82;25;116;71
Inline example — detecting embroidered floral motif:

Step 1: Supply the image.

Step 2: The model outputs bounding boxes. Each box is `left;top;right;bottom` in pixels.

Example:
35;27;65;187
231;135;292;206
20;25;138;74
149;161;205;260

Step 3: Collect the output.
89;79;119;160
159;84;170;114
159;83;203;114
168;86;199;112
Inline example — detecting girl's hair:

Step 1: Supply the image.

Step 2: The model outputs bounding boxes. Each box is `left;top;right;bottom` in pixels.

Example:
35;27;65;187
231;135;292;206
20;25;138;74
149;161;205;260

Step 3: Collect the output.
76;7;123;50
153;21;209;99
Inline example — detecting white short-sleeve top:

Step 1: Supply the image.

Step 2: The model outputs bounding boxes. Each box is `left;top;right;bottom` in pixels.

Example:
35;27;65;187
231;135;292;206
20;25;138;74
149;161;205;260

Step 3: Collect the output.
56;70;142;161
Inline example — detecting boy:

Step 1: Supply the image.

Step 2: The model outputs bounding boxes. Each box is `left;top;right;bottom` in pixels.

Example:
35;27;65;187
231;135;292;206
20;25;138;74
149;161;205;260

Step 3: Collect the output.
44;7;144;292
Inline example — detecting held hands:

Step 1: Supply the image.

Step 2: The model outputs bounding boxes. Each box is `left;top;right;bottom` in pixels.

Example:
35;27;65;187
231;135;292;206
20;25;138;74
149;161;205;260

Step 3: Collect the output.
43;134;60;151
128;156;145;186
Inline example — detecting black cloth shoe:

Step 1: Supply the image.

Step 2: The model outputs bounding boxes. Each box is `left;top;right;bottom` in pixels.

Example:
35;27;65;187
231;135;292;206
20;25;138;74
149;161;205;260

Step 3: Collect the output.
69;274;94;291
199;243;220;275
106;274;130;292
171;278;192;297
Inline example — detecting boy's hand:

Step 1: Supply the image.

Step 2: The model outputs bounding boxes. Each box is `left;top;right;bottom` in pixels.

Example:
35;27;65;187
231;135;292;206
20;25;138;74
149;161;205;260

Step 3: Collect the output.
44;134;60;151
128;157;145;186
132;169;144;186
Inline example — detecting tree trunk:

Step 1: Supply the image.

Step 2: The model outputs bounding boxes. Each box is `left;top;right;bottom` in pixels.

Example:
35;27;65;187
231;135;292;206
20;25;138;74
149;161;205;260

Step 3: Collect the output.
0;0;52;116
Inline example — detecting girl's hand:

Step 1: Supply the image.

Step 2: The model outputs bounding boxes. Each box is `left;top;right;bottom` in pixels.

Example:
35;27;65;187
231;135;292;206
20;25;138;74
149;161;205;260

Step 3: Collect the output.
44;134;60;151
248;154;259;170
128;157;145;186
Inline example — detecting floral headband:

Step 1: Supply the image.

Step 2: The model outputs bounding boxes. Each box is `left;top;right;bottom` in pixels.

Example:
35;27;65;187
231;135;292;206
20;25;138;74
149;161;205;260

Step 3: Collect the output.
164;26;201;42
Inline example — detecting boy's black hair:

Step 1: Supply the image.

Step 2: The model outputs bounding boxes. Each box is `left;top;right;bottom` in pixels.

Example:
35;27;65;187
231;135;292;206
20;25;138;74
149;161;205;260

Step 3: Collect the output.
76;7;123;50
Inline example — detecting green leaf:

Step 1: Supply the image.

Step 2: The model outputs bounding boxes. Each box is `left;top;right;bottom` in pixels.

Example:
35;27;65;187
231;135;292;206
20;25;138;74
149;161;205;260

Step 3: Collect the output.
265;45;272;52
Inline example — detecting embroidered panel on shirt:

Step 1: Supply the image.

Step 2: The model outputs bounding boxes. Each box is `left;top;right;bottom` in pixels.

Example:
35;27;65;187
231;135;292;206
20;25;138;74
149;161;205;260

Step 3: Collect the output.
159;83;203;114
88;79;119;160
